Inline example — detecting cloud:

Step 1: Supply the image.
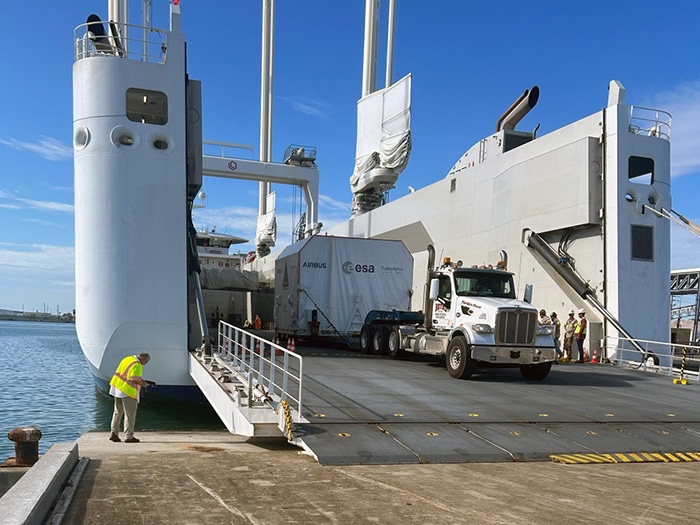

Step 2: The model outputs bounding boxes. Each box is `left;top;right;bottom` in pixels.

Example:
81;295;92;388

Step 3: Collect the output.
0;136;73;161
650;80;700;178
279;96;329;117
0;243;74;273
15;197;74;213
0;192;73;213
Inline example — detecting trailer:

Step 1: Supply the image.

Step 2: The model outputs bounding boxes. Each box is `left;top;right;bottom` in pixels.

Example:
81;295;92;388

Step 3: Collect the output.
274;235;414;343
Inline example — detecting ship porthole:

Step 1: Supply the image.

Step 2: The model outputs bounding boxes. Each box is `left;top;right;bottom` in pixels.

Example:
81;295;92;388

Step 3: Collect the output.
150;135;173;152
74;126;90;150
110;125;140;148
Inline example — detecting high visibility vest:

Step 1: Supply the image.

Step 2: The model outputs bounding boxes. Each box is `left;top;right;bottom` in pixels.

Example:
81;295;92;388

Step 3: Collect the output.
574;318;587;337
109;355;142;399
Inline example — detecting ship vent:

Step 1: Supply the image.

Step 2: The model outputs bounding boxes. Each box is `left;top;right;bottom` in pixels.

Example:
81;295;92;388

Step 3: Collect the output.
495;309;536;345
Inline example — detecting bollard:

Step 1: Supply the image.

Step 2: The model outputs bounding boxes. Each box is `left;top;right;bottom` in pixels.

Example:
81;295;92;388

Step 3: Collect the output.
7;427;42;466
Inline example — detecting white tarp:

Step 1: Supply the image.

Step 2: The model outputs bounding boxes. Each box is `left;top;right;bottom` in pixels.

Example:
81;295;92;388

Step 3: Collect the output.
350;74;412;190
275;236;414;336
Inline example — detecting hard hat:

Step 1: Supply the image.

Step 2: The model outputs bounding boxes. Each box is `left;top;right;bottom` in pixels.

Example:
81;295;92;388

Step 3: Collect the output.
578;308;586;314
568;309;575;315
550;312;557;317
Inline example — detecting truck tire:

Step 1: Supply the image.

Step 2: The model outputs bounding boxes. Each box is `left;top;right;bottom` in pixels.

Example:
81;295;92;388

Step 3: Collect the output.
446;336;476;379
372;326;387;355
360;325;372;354
387;326;404;358
519;362;552;380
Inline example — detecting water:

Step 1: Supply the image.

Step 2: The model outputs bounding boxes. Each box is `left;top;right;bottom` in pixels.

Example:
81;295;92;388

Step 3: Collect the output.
0;321;224;461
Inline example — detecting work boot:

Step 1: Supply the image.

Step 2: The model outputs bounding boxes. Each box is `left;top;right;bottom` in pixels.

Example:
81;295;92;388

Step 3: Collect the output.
109;433;121;442
125;437;140;443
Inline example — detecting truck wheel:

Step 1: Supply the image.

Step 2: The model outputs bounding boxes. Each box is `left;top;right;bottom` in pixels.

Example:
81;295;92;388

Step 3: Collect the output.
446;337;475;379
387;326;404;358
519;362;552;380
360;325;372;354
372;326;387;355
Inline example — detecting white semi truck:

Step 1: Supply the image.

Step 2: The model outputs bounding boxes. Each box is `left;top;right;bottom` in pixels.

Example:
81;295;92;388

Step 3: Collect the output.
360;246;557;380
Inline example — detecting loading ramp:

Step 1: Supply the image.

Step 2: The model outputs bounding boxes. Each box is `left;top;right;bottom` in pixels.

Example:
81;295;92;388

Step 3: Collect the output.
192;323;700;465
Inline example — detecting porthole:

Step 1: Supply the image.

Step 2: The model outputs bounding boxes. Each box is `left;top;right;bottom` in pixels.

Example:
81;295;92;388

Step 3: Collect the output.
74;126;90;150
149;135;173;152
110;125;140;148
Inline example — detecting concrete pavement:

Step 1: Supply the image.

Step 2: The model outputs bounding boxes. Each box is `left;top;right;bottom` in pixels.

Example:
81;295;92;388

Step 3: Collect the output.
61;431;700;524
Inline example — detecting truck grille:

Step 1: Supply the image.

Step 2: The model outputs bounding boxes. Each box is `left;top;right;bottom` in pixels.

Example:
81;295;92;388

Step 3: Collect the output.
495;310;536;345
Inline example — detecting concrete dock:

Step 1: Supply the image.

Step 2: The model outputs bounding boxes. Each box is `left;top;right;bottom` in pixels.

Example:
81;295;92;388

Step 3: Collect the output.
58;431;700;524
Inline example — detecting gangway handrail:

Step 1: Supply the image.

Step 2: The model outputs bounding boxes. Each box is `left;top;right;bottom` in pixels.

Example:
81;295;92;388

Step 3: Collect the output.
216;321;303;419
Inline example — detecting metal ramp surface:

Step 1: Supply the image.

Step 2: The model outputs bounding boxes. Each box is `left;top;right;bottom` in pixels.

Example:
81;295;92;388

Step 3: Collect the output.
289;348;700;465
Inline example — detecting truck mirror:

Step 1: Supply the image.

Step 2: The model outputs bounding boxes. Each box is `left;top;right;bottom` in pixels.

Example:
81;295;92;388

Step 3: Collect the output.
429;278;439;301
523;284;533;304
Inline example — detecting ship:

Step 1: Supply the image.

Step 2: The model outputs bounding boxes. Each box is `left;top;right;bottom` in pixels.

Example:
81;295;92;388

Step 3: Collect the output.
72;0;679;401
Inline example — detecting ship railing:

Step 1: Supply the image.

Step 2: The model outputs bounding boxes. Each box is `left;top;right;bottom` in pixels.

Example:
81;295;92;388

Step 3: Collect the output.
203;141;255;159
602;335;700;381
216;321;303;420
74;21;168;64
628;106;672;141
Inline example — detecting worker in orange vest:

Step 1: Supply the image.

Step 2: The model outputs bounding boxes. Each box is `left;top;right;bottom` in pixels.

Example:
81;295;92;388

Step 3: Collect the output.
254;315;262;330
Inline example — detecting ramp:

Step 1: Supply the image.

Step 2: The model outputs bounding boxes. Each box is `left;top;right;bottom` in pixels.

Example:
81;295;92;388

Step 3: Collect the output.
288;348;700;465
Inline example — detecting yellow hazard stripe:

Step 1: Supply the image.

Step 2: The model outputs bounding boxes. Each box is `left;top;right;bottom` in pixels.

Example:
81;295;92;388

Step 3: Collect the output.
550;452;700;464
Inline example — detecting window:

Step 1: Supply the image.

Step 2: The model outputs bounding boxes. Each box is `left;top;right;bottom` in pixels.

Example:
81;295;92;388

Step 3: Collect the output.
126;88;168;125
631;225;653;261
629;156;654;185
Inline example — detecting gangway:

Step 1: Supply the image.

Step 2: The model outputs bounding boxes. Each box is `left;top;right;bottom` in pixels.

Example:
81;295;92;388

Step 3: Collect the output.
188;322;306;438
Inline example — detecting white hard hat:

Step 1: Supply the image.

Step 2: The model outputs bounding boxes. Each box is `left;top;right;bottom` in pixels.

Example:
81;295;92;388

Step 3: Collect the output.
578;308;586;314
568;309;575;315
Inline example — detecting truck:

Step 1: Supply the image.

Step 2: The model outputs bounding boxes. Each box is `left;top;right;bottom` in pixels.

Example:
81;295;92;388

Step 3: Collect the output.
274;235;413;343
359;246;557;380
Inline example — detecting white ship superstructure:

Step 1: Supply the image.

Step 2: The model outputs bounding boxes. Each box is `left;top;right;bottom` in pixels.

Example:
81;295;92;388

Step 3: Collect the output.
328;81;673;353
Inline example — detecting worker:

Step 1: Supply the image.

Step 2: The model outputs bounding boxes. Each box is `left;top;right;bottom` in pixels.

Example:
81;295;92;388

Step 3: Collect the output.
563;309;578;362
574;308;588;362
550;312;562;361
254;315;262;330
538;309;551;325
109;352;154;443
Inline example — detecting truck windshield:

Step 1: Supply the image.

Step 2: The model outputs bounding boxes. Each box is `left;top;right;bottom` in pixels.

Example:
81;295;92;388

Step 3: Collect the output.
453;271;516;299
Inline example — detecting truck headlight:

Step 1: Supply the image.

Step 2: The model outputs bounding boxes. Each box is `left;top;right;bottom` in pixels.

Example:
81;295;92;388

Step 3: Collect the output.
537;325;554;336
472;324;493;334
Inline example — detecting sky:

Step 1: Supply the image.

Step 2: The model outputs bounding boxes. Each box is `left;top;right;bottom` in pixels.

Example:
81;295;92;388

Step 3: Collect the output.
1;0;699;314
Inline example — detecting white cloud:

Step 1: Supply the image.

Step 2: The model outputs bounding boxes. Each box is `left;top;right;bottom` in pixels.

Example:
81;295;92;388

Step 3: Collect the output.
0;192;73;213
0;243;75;273
0;136;73;161
279;96;329;117
651;80;700;178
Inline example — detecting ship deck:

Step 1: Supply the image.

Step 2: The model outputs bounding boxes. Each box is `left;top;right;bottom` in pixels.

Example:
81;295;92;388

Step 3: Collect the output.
291;346;700;465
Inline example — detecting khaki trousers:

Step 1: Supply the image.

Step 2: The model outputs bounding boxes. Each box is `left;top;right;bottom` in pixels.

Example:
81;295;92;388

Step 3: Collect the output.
111;396;138;439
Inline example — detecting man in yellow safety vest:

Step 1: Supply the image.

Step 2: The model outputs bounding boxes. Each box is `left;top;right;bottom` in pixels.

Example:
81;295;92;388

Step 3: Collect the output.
109;352;154;443
574;309;588;363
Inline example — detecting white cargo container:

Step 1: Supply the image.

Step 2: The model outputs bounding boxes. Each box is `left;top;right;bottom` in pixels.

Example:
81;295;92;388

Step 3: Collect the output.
274;236;413;341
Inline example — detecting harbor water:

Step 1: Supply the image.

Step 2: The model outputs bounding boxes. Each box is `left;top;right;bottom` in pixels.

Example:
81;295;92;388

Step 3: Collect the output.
0;320;224;462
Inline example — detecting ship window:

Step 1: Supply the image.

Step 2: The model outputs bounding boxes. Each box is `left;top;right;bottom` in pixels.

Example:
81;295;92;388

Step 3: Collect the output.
450;178;456;193
126;88;168;125
631;224;653;261
629;156;654;185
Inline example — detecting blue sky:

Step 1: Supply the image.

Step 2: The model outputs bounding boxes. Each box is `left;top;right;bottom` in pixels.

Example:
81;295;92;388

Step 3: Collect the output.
1;0;699;314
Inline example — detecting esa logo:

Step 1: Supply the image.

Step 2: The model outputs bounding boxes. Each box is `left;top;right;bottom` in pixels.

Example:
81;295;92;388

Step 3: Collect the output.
342;261;375;274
